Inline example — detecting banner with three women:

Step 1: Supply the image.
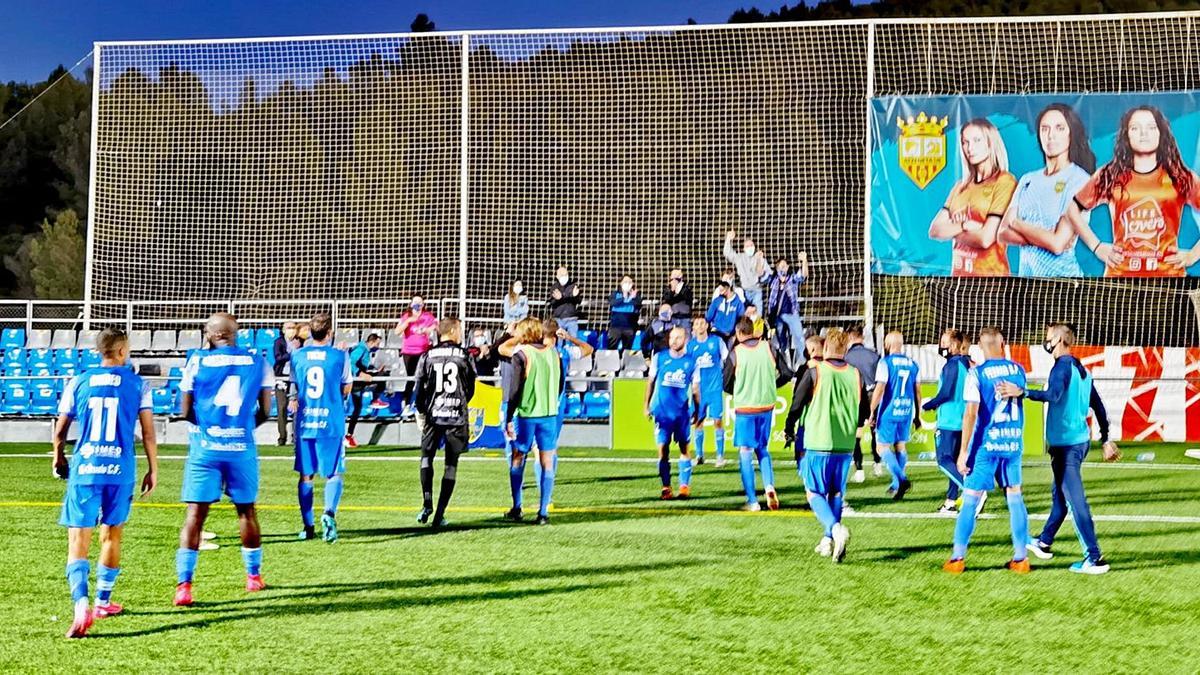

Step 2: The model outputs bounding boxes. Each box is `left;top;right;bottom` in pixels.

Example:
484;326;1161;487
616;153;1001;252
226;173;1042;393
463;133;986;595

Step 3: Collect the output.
871;93;1200;278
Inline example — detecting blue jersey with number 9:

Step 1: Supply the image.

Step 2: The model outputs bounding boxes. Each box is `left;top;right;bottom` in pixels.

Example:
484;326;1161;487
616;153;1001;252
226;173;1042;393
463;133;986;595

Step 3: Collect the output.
292;345;352;439
964;358;1026;456
181;346;273;458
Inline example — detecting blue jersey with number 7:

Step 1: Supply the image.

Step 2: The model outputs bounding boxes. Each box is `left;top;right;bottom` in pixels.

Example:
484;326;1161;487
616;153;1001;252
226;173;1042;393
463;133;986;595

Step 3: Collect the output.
180;346;274;458
964;358;1026;456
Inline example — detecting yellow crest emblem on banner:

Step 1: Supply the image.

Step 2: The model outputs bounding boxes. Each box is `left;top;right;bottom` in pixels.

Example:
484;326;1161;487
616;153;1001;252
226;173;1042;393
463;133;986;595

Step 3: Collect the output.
896;112;949;189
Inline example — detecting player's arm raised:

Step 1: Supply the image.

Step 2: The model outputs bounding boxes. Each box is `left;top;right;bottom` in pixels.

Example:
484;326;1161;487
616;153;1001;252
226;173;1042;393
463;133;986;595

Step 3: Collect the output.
559;330;594;358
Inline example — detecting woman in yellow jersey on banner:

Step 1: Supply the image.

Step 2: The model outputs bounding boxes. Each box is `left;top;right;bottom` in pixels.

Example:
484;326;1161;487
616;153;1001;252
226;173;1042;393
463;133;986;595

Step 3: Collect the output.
928;118;1018;276
1061;105;1200;277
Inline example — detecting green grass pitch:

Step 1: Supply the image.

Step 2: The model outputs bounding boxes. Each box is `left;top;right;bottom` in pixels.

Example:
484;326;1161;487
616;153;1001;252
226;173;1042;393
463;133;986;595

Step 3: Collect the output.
1;440;1199;672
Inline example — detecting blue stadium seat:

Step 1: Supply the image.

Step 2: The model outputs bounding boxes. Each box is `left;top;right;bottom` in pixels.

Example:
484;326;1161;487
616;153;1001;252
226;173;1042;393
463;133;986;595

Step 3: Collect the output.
236;329;255;350
1;328;25;351
152;387;174;415
565;393;584;419
28;379;59;415
2;380;31;415
578;330;598;350
596;330;609;350
59;367;78;379
53;349;79;374
583;391;611;419
27;348;53;373
3;348;26;372
80;350;102;370
256;328;280;351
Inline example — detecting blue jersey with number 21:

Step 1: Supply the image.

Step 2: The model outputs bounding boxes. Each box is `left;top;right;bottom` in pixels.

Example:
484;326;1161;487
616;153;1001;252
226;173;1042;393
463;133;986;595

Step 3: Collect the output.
181;346;273;459
964;358;1026;456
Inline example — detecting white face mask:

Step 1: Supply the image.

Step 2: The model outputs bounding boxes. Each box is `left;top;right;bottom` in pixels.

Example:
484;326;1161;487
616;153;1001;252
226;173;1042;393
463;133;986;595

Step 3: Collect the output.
621;282;633;293
513;285;523;295
744;246;755;255
473;336;487;346
557;275;569;286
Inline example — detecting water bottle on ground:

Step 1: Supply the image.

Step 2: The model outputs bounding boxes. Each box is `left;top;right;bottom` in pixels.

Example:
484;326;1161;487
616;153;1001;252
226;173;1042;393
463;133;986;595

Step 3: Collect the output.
1136;452;1155;463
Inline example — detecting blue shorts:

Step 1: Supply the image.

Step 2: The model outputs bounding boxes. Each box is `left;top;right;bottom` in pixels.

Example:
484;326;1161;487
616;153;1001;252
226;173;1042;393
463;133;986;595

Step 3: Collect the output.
695;392;724;421
181;453;259;504
733;411;773;451
513;415;560;454
801;452;853;497
655;415;691;446
60;482;134;528
875;418;911;445
294;437;346;478
964;452;1023;492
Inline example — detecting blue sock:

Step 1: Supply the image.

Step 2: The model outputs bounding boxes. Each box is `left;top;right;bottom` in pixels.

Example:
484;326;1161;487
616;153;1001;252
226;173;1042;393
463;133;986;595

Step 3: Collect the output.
66;559;90;604
538;453;556;517
680;456;693;487
695;428;706;460
509;459;526;510
176;548;198;584
1007;492;1030;562
738;449;757;503
808;494;837;536
241;546;262;576
658;455;671;487
756;447;775;489
298;480;315;527
882;450;903;489
898;449;909;475
952;493;982;559
323;475;344;516
831;493;844;523
95;564;120;604
534;452;544;485
715;428;726;460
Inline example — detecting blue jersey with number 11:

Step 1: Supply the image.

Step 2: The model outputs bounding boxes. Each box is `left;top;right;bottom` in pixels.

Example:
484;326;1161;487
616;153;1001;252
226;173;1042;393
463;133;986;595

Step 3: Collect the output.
181;346;273;458
965;358;1026;456
292;345;352;440
59;366;151;486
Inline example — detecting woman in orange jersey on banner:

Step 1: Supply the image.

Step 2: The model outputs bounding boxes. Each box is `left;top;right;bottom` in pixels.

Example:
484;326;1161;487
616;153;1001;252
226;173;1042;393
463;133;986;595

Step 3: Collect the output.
928;118;1018;276
1062;105;1200;277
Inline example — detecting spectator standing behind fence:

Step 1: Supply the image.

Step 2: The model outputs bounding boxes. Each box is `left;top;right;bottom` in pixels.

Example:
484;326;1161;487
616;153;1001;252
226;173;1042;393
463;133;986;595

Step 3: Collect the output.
706;280;745;345
764;253;809;358
608;275;644;352
345;334;387;448
468;328;498;378
503;281;529;324
724;230;769;310
394;294;438;419
643;303;675;358
662;268;693;330
272;321;298;446
548;266;583;337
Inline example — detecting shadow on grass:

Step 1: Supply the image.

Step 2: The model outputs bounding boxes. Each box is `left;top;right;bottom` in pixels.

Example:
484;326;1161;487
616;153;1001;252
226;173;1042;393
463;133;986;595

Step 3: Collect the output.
101;558;706;637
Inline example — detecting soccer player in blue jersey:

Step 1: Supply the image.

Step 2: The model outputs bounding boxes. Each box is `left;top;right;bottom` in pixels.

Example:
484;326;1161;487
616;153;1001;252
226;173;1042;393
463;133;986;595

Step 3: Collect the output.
174;313;275;606
923;328;973;513
999;323;1120;574
868;331;921;500
688;317;729;467
646;326;700;499
289;313;353;542
705;280;745;346
944;327;1032;574
53;329;158;638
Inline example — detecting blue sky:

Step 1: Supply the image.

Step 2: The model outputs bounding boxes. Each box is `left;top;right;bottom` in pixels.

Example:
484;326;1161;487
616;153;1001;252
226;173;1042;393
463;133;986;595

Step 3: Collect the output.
1;0;745;84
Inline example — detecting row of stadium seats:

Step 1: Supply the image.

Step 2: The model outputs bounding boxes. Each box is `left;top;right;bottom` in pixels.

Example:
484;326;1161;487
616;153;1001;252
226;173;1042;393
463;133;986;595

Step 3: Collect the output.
2;348;103;376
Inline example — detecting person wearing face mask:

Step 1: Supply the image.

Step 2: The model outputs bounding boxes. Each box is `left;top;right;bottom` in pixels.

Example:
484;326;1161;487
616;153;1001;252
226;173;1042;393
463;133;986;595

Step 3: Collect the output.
467;328;497;378
642;303;675;359
724;230;769;311
763;253;810;358
503;281;529;325
660;268;693;331
607;275;644;353
272;321;298;446
997;323;1119;575
548;266;583;337
346;334;386;448
705;280;745;346
394;295;438;419
922;329;974;514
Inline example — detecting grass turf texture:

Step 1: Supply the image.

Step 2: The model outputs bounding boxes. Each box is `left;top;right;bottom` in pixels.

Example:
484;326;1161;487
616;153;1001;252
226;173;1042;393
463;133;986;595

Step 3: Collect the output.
1;441;1198;672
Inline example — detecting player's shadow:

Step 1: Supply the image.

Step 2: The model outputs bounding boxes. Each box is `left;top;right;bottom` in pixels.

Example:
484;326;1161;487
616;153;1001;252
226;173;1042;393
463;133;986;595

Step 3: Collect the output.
99;558;706;637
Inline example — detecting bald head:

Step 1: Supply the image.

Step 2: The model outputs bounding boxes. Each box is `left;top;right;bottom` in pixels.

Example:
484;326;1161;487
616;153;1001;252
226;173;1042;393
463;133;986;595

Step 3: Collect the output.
978;326;1006;359
205;312;238;347
883;331;904;355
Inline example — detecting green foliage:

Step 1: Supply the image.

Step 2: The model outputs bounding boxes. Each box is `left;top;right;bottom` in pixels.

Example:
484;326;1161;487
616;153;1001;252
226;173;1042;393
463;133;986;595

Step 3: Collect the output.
1;442;1198;670
28;209;85;299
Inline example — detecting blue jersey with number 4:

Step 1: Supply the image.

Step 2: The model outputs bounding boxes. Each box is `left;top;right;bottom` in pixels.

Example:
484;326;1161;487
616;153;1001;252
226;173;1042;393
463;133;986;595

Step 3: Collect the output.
59;366;151;486
875;354;919;421
292;345;352;440
181;346;273;458
965;358;1026;456
688;336;727;397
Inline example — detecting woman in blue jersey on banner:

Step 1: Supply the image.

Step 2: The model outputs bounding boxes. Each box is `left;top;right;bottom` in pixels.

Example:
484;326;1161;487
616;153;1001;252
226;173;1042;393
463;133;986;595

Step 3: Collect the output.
999;103;1096;277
